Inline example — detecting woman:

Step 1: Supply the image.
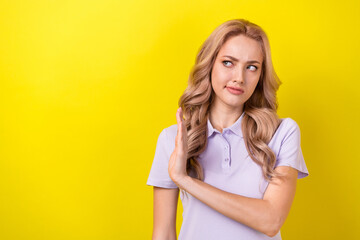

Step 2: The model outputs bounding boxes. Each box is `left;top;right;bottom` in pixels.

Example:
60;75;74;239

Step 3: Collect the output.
147;18;309;240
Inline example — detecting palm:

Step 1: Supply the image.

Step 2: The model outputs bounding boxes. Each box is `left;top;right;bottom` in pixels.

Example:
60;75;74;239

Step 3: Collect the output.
168;107;188;184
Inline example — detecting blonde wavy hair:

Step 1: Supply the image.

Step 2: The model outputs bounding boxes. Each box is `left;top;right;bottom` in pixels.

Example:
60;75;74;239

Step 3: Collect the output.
178;19;287;197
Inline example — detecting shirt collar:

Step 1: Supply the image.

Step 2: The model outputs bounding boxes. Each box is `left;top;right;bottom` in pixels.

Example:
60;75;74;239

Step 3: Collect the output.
207;111;245;138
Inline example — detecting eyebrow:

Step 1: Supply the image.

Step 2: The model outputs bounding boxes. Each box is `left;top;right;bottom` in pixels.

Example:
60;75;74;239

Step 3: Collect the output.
222;55;261;64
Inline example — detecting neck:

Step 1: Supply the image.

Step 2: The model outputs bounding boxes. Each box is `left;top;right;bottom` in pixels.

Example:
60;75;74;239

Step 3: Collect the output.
209;101;244;133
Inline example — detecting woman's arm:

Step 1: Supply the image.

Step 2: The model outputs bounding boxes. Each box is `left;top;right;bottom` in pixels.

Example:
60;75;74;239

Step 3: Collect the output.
174;166;297;237
169;107;298;237
152;187;179;240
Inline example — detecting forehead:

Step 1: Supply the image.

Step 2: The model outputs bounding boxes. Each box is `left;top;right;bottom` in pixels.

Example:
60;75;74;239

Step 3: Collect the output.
218;35;263;62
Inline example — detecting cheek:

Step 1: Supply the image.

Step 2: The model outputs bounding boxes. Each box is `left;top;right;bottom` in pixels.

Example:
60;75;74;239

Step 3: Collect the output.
249;78;260;93
211;76;226;93
212;66;228;87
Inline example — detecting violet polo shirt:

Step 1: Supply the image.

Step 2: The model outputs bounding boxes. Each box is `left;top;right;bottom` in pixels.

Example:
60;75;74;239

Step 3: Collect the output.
146;112;309;240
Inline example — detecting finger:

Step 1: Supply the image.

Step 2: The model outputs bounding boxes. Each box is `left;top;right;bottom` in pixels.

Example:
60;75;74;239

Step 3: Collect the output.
175;108;182;148
178;108;187;150
179;108;187;156
178;108;186;140
178;108;184;135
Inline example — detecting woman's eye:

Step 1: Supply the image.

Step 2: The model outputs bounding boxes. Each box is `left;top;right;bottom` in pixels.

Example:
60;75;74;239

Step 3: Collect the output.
248;65;258;71
222;60;232;67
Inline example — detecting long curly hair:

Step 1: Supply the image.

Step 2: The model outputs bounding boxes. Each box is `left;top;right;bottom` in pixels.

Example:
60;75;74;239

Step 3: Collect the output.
178;19;287;197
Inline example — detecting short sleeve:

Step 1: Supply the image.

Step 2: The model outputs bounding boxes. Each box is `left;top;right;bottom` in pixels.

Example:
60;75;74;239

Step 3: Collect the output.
146;128;178;188
274;118;309;179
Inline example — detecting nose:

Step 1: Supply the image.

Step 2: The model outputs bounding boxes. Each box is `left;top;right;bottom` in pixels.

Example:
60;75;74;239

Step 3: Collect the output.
233;66;245;84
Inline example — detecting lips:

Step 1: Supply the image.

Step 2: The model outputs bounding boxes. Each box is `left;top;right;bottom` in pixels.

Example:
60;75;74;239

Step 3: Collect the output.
226;86;244;93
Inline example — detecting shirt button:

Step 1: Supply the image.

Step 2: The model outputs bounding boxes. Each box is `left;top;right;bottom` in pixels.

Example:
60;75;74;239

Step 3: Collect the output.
225;158;229;161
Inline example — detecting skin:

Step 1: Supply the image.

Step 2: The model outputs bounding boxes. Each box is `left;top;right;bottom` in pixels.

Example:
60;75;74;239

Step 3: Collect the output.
167;35;298;237
152;187;178;240
209;34;263;132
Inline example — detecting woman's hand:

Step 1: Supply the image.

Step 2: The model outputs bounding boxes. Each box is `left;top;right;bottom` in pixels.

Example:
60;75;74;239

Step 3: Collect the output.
168;107;189;186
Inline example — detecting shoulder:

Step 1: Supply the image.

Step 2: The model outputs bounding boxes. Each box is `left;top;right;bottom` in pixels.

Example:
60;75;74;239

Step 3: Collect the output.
270;117;301;145
156;124;178;151
278;118;301;135
163;124;178;140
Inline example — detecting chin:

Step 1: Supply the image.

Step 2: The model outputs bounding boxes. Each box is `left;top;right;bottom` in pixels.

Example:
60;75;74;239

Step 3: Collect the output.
225;101;244;108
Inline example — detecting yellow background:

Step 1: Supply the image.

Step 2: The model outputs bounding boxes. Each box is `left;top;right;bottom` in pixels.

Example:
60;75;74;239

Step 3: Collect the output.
0;0;359;239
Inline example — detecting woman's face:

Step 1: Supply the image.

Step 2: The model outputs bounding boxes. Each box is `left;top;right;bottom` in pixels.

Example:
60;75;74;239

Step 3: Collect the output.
210;34;263;111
